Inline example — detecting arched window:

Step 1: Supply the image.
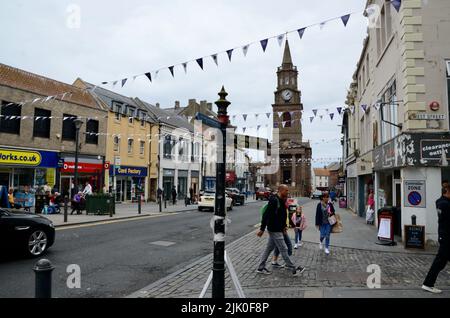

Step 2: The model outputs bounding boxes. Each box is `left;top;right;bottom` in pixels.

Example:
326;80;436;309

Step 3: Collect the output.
282;112;292;127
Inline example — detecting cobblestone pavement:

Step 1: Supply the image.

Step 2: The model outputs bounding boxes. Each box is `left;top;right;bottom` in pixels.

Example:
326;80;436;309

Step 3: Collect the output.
129;229;450;298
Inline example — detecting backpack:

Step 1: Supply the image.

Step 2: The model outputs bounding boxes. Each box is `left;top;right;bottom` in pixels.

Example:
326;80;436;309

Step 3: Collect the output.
260;197;281;222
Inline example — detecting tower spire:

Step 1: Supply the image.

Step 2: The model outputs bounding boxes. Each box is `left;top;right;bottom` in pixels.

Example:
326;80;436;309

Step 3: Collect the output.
282;39;293;68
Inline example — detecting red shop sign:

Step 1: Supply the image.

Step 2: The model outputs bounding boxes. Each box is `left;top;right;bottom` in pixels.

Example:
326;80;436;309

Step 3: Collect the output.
62;162;103;173
226;171;236;182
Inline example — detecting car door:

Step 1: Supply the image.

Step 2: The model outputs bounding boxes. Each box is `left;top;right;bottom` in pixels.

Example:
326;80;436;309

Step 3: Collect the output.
0;209;16;252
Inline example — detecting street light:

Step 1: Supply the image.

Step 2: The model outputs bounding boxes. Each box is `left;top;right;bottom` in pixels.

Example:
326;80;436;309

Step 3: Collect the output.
73;118;83;196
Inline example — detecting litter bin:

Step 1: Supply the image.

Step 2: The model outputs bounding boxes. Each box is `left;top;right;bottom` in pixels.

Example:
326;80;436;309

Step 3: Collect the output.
86;194;115;215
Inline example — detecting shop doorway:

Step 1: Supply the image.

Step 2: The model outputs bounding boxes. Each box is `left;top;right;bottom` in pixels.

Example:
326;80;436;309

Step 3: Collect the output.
283;170;291;184
0;172;10;188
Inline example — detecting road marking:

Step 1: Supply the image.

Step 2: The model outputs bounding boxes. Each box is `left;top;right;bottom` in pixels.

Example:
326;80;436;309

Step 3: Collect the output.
150;241;176;247
55;213;181;231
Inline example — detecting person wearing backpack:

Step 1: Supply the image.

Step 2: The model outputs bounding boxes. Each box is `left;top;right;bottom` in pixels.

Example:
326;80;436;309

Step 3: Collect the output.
315;192;335;255
256;184;306;276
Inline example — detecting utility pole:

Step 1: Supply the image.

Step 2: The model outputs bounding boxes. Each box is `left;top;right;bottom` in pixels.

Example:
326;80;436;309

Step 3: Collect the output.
212;86;230;298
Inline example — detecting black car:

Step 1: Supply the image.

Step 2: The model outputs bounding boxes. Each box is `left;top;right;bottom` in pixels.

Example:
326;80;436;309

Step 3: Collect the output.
0;208;55;257
226;188;245;206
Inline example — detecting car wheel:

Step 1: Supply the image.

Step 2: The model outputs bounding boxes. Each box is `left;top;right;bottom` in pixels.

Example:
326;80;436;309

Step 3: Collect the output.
27;229;48;257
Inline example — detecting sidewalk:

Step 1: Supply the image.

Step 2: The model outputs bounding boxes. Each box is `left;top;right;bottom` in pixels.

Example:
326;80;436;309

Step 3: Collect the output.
44;198;258;227
128;200;450;298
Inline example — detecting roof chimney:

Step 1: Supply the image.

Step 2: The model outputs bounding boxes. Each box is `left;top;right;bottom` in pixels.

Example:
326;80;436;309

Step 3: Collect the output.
175;101;180;109
156;103;160;108
200;100;207;109
188;99;196;106
206;103;212;111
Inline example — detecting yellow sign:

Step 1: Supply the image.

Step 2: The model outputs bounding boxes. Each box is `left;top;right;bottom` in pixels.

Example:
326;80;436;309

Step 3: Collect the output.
46;168;56;186
0;148;42;166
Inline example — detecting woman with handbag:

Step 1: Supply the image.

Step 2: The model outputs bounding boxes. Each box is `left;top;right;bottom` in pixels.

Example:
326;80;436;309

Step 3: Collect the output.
315;192;336;255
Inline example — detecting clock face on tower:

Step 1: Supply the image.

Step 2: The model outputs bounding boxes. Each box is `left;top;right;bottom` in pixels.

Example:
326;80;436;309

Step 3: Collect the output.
282;89;292;102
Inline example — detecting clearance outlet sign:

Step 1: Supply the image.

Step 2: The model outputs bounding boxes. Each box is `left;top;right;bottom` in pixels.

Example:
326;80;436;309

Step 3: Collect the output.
404;180;426;208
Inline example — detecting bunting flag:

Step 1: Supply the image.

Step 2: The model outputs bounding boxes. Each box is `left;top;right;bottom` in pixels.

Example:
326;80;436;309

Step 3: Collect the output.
260;39;269;52
211;54;218;66
319;115;323;120
290;111;295;118
242;114;248;121
155;70;160;78
277;34;285;47
257;125;261;131
242;45;249;57
255;114;259;120
168;66;175;77
298;28;306;39
330;113;335;120
133;75;137;81
361;104;367;113
282;121;287;128
196;58;204;70
341;14;351;27
310;117;314;123
325;109;329;114
337;107;342;115
182;63;188;74
266;113;271;119
278;111;283;118
312;109;318;117
226;49;233;62
102;82;108;85
320;22;326;30
232;115;236;121
391;0;402;13
374;102;381;111
242;127;246;133
121;78;127;87
350;105;355;114
145;72;152;83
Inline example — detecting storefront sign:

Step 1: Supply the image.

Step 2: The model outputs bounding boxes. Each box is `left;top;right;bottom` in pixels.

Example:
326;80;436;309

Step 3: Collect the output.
420;139;450;161
346;163;357;178
110;165;147;177
163;169;175;177
338;176;346;184
373;140;395;170
191;171;199;178
413;113;445;120
46;168;56;186
404;180;426;208
178;170;188;178
62;162;103;173
0;148;58;168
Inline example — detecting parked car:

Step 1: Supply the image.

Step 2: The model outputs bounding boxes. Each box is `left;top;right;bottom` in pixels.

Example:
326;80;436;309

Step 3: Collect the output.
311;190;323;199
198;191;233;212
0;208;55;257
226;188;245;206
256;187;273;200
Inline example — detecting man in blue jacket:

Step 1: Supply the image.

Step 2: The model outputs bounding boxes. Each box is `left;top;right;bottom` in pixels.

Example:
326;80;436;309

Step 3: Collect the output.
256;184;305;276
422;186;450;294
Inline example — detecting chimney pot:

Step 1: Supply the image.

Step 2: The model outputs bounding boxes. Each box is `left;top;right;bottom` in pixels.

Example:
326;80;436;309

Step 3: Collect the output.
156;103;160;108
175;101;180;109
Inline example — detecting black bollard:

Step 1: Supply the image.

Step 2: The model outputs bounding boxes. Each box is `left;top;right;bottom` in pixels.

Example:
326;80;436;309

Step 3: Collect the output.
138;193;142;214
64;195;68;223
159;196;162;213
33;259;55;298
412;214;417;225
164;199;167;209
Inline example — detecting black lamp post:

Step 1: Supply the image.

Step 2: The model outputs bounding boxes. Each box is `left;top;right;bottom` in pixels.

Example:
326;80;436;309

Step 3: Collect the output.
73;119;83;195
212;86;230;298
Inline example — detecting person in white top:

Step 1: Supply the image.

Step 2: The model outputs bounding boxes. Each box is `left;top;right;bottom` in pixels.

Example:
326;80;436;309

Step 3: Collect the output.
82;181;93;196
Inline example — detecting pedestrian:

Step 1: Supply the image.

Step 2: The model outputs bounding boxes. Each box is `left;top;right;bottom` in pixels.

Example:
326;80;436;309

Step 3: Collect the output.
43;182;52;194
366;189;375;224
8;188;16;209
442;180;449;189
270;194;293;268
256;184;306;276
422;186;450;294
157;187;163;204
315;192;335;255
330;189;336;202
292;206;307;249
71;191;83;215
172;186;177;205
82;181;93;196
189;187;194;204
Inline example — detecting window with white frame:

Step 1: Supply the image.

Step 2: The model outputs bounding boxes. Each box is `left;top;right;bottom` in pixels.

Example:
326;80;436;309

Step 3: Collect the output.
127;107;135;124
140;111;146;127
114;103;122;121
140;140;145;155
380;80;399;143
113;136;120;152
128;138;134;154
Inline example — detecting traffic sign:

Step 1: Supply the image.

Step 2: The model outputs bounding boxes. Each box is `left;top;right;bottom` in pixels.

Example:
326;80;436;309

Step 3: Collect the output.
404;180;426;208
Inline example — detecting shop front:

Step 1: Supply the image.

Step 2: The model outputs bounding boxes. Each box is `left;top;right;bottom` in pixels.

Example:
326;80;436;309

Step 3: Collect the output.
346;162;357;213
60;155;103;197
0;147;59;192
162;169;175;200
203;176;216;191
177;170;188;200
190;170;199;199
110;165;147;202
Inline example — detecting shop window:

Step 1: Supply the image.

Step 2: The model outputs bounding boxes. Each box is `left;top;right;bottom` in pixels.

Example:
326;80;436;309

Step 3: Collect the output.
113;136;120;152
140;140;145;155
163;135;172;159
62;114;77;141
33;108;51;138
0;101;21;135
128;138;134;154
380;80;399;143
85;119;99;144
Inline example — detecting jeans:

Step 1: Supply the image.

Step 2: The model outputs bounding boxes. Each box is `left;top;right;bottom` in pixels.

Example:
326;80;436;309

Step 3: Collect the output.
320;223;332;249
274;231;293;257
295;228;303;244
258;232;296;270
423;240;450;287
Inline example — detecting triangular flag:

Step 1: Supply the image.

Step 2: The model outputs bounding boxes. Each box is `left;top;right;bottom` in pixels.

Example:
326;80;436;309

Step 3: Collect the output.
121;78;127;87
101;82;108;85
182;63;188;74
113;81;118;87
145;72;152;83
196;58;204;70
391;0;402;13
242;45;249;57
337;107;342;115
361;104;368;113
132;75;137;81
282;121;286;128
232;115;236;120
255;114;259;120
155;70;160;78
290;111;295;117
242;114;248;121
298;28;306;39
320;22;326;30
243;127;246;133
266;113;271;119
350;106;355;114
260;39;269;52
277;34;285;47
341;14;351;27
278;112;283;118
168;66;175;77
319;115;323;120
330;113;335;120
313;109;318;117
257;125;261;131
325;109;329;114
211;54;218;66
187;116;193;122
226;49;233;62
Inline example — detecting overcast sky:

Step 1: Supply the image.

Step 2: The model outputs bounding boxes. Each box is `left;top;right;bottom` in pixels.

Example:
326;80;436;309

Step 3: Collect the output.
1;0;368;166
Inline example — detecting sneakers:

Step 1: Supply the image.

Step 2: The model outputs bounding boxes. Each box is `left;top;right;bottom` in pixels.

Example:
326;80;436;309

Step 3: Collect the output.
271;262;285;269
299;242;303;247
256;267;272;275
319;242;323;250
325;248;330;255
294;244;298;249
422;285;442;294
292;266;306;276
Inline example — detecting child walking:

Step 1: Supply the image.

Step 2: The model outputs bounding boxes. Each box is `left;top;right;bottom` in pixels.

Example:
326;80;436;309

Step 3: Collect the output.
291;206;307;249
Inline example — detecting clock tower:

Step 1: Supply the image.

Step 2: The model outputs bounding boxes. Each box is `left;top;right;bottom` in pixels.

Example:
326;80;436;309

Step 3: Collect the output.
269;40;312;196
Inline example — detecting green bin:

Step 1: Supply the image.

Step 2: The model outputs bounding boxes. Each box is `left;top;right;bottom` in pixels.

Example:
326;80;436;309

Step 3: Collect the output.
86;194;115;215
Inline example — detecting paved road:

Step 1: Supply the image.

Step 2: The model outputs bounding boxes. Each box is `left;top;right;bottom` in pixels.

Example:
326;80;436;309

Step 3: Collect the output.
0;200;279;298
